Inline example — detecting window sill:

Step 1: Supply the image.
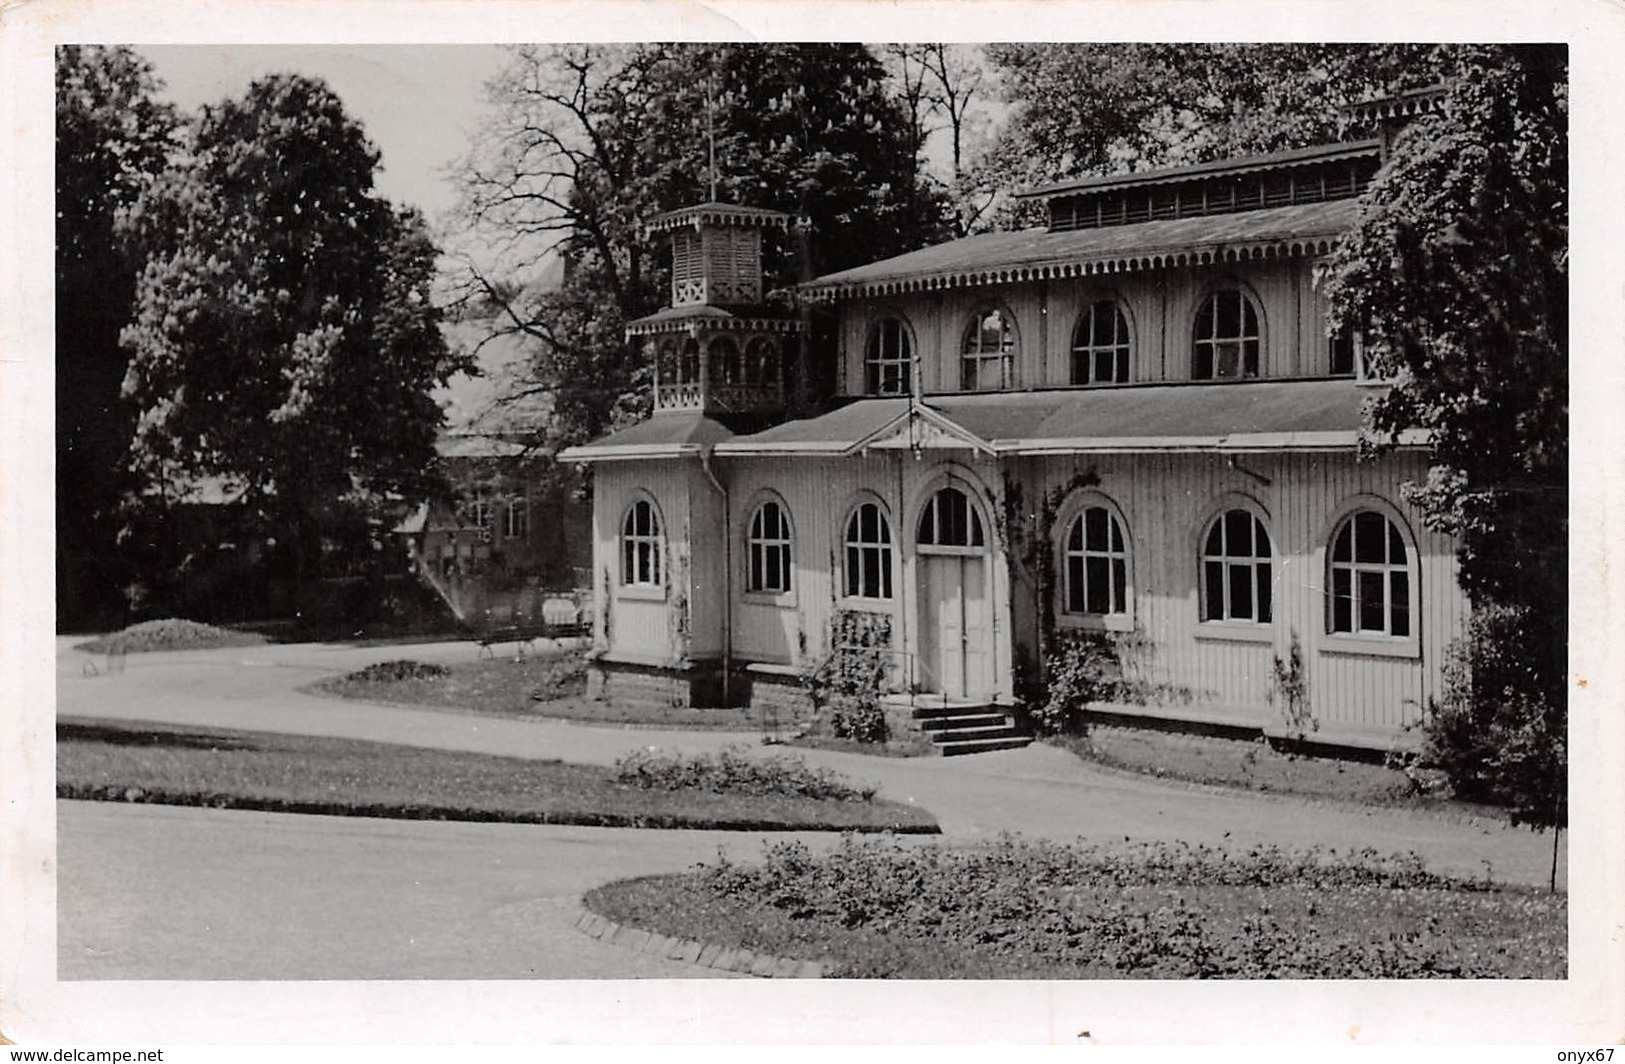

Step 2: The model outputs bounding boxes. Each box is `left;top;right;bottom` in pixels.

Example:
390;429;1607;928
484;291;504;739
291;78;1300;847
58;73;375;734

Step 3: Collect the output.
837;597;895;614
615;585;667;603
741;590;797;610
1193;623;1273;645
1321;634;1421;660
1056;612;1134;634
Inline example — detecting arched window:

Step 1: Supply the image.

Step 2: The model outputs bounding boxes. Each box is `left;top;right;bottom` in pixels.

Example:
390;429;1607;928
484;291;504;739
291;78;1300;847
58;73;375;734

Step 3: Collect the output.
1193;289;1261;380
843;502;893;600
960;308;1015;391
1328;510;1412;637
656;339;678;384
620;498;663;588
745;337;779;385
1071;300;1131;385
679;338;700;384
504;494;529;540
709;336;743;384
917;486;986;549
1201;508;1272;623
865;318;912;395
746;499;793;594
1063;505;1128;616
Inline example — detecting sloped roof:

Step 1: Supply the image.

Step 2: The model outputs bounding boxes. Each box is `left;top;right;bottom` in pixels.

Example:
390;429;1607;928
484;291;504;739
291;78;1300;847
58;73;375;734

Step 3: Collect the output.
713;379;1405;456
624;304;803;336
435;434;530;460
557;411;735;461
643;201;797;235
435;321;552;437
801;199;1356;301
1016;139;1382;200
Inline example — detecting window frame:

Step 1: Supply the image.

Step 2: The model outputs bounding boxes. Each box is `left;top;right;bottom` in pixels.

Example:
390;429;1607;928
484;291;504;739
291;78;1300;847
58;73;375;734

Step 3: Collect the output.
1196;500;1275;640
1192;286;1264;381
839;497;896;609
916;483;990;557
743;494;795;603
959;305;1018;392
1321;498;1422;659
864;315;915;397
504;493;529;540
1054;492;1134;632
1069;297;1133;386
617;494;666;599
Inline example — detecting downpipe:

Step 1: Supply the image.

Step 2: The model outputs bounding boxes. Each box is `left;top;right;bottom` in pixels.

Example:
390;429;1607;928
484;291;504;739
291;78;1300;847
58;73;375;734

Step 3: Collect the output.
700;446;732;706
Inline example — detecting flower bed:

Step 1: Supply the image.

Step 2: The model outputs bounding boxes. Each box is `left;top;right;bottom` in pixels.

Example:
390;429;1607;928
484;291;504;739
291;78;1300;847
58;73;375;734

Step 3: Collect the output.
586;834;1564;978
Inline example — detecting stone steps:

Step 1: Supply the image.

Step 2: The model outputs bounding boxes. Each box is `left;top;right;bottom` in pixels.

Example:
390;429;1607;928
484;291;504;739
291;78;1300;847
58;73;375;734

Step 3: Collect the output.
896;697;1034;756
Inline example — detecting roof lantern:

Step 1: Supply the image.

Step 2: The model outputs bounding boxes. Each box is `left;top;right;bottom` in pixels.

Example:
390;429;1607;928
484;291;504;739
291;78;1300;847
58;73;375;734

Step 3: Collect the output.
626;199;803;421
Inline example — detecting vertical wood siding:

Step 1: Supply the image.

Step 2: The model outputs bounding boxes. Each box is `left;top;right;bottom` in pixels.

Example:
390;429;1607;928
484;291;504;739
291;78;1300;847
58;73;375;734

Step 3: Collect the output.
838;257;1336;393
1015;449;1464;734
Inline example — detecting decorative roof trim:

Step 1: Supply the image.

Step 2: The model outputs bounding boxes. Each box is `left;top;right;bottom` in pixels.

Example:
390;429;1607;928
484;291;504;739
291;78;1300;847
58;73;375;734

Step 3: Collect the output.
801;236;1341;303
642;202;799;236
625;316;805;338
1342;85;1450;126
997;428;1429;456
848;403;995;457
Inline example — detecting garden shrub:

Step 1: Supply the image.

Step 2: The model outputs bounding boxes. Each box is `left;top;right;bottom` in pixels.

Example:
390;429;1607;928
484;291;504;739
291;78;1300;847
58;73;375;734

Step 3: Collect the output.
1421;603;1566;826
802;610;892;743
342;660;450;684
613;745;877;802
1030;630;1121;735
77;618;267;655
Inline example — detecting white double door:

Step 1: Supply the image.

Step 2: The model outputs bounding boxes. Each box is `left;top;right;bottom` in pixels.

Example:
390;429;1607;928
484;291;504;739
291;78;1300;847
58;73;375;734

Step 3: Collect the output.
916;552;991;700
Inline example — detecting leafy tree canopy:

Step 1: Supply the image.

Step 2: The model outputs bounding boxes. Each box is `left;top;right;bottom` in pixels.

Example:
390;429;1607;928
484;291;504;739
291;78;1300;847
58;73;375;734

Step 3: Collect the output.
56;46;180;624
974;44;1453;227
119;74;470;583
1325;44;1567;829
450;43;950;447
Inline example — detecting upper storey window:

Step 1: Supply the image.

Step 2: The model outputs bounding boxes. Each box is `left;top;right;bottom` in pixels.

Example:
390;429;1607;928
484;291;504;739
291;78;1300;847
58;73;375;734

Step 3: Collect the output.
960;308;1015;391
1071;300;1131;385
1193;290;1261;380
865;318;912;396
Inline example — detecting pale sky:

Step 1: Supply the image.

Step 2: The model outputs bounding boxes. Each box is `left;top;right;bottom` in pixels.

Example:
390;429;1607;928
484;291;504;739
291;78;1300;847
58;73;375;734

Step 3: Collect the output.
132;43;992;239
136;45;513;227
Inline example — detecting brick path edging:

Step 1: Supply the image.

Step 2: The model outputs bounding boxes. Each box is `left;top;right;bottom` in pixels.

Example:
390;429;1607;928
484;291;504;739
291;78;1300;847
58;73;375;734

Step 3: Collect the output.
573;908;825;978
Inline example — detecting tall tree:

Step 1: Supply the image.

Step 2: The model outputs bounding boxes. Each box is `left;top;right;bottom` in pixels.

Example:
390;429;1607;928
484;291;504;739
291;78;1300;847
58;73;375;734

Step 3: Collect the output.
973;44;1452;227
55;45;179;626
119;74;469;596
1324;46;1568;832
449;43;949;448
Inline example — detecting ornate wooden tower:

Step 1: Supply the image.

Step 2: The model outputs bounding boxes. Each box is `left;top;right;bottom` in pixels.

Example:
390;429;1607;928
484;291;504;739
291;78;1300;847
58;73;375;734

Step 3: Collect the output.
625;202;803;421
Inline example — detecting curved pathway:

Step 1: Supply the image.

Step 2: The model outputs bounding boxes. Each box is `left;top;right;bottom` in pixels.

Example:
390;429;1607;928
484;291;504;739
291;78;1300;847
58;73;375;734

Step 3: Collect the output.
54;636;1566;979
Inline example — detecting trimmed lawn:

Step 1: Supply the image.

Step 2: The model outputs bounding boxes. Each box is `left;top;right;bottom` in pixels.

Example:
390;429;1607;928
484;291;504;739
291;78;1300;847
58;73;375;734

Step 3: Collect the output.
308;652;795;732
1066;725;1509;821
57;717;939;833
586;835;1564;979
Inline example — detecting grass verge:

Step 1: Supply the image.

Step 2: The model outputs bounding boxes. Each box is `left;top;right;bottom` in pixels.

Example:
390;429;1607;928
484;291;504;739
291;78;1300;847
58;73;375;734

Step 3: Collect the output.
57;717;939;834
585;835;1563;979
1061;725;1508;821
308;652;797;732
75;618;267;655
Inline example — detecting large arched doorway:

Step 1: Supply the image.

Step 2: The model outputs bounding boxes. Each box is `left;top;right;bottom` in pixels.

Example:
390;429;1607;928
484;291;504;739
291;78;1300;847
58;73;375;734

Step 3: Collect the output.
915;485;993;699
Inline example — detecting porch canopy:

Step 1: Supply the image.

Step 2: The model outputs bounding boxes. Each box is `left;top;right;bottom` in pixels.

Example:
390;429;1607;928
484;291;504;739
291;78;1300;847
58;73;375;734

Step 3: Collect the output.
561;379;1422;463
